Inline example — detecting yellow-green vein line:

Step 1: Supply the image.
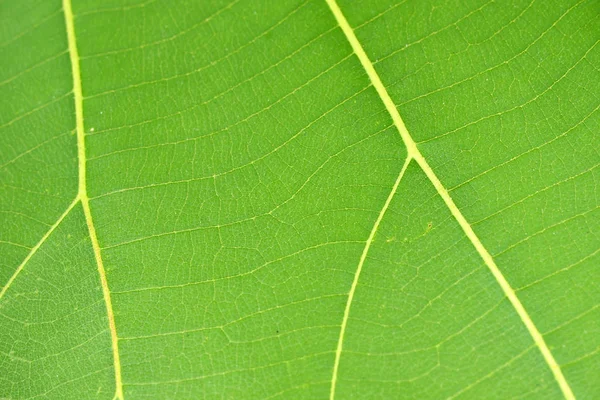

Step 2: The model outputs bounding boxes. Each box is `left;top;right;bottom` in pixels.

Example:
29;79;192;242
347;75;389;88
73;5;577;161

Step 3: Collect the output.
325;1;575;399
62;0;124;399
330;156;411;400
0;197;78;301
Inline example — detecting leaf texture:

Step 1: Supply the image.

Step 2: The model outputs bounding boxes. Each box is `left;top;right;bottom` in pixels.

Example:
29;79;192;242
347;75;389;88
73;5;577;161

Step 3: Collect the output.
1;0;599;399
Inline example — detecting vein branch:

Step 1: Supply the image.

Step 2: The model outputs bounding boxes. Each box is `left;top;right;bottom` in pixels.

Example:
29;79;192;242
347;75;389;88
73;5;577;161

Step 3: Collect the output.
62;0;124;398
325;1;575;399
0;197;79;300
330;156;411;399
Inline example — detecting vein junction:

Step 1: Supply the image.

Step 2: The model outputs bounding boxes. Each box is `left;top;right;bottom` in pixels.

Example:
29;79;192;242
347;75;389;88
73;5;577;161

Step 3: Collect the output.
324;1;575;399
62;0;124;398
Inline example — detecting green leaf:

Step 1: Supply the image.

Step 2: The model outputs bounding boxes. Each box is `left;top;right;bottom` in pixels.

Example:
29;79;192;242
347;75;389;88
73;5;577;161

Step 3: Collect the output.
1;0;598;398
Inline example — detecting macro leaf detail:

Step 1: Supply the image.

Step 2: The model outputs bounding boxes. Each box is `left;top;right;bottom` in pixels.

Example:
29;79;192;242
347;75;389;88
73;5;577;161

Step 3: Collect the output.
1;0;599;399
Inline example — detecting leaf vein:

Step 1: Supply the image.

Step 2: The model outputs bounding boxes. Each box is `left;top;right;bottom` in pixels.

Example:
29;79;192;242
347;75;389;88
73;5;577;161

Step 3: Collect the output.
326;1;576;399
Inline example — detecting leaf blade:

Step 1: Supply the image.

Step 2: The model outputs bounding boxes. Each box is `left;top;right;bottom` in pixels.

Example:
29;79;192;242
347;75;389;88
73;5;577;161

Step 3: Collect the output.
1;0;598;398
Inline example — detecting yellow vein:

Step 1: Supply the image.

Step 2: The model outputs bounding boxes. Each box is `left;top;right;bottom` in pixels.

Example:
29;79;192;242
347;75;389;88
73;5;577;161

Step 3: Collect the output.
324;1;576;399
330;156;411;400
62;1;124;399
0;198;78;301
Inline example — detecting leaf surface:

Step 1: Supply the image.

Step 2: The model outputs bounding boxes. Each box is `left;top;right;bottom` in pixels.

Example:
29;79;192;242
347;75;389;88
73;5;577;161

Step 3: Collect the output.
1;0;599;399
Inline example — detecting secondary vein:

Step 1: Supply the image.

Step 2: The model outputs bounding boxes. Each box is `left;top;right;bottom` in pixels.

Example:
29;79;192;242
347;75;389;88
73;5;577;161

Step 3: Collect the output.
324;1;575;399
62;1;124;399
330;156;411;400
0;198;78;300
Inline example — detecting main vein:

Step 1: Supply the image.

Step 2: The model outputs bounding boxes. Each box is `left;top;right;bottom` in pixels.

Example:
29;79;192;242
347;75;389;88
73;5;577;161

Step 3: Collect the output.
62;1;124;399
324;1;575;399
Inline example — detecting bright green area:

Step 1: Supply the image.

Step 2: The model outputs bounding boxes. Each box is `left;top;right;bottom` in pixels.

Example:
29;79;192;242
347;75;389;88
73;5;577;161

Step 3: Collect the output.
1;0;598;399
